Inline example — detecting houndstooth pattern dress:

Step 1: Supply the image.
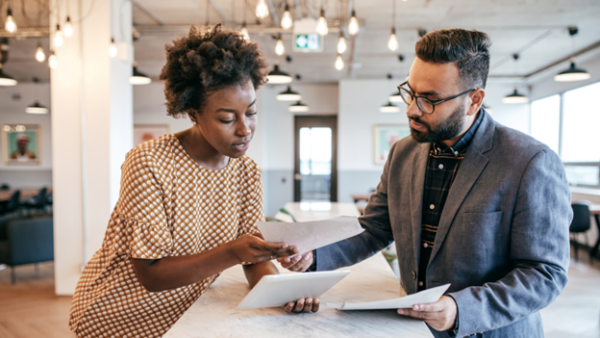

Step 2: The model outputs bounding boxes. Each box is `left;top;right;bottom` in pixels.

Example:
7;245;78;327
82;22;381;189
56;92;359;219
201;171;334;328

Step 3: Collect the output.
68;134;264;338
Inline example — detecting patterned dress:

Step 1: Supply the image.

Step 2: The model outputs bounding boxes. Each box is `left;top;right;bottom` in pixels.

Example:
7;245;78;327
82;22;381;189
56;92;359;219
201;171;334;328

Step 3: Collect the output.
69;134;264;337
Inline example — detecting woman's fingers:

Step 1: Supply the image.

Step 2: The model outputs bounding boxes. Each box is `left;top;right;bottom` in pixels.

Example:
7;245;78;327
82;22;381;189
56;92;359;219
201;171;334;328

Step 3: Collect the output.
312;298;320;312
302;298;313;313
283;301;295;313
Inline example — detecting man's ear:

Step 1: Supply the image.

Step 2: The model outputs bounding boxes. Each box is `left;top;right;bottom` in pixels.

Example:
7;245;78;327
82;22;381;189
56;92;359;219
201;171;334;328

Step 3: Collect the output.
468;88;485;116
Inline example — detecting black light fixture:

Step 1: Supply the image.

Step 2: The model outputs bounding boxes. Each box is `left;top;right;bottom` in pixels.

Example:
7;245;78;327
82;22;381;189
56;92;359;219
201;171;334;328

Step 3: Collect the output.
502;85;529;104
389;91;403;103
276;86;302;101
26;78;49;114
288;101;309;112
130;62;151;85
555;27;591;82
380;102;400;113
0;63;17;86
267;62;293;84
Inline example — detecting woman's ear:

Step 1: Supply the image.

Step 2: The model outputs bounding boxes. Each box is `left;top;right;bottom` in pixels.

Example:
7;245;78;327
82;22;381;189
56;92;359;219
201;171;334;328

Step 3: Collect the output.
188;109;198;124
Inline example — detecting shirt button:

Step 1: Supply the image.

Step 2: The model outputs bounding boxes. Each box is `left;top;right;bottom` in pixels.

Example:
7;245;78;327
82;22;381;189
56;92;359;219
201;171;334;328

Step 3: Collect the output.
412;271;416;279
438;164;444;169
423;243;428;248
418;281;424;286
430;204;435;209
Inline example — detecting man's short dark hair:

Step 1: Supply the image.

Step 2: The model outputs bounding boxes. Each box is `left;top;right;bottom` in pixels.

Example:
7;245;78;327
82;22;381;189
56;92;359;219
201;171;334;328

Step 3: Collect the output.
159;24;269;118
415;29;491;89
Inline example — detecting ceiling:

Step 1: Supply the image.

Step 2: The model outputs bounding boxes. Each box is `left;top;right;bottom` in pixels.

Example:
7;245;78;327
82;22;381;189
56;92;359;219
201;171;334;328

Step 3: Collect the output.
1;0;600;84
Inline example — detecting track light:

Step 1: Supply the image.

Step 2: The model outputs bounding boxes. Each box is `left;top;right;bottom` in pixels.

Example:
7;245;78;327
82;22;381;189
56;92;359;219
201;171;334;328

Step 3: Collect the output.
35;42;45;62
289;101;309;112
53;24;64;48
348;9;359;35
388;28;398;51
502;85;528;104
275;37;285;56
316;9;328;36
335;54;344;71
109;38;118;57
256;0;269;19
64;16;73;37
48;51;58;69
281;4;293;29
380;102;400;113
337;32;347;54
276;86;302;101
130;62;152;85
5;8;16;33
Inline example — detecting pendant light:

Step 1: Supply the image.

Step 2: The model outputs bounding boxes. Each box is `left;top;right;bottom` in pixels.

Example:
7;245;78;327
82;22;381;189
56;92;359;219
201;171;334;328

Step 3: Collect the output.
387;0;398;51
502;85;529;104
335;54;344;71
482;103;493;114
130;62;152;85
5;8;16;33
348;9;359;35
256;0;269;19
281;3;293;29
289;101;309;112
380;102;400;113
0;63;17;86
389;90;402;102
240;0;250;41
35;42;45;62
276;86;301;101
64;16;73;37
275;35;285;56
109;38;118;57
267;62;293;84
26;78;49;114
554;27;591;82
48;50;58;69
316;9;328;36
53;24;64;48
337;32;347;54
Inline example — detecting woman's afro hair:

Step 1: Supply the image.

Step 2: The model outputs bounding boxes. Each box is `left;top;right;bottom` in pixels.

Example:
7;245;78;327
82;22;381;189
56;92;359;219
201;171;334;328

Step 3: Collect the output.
159;24;269;118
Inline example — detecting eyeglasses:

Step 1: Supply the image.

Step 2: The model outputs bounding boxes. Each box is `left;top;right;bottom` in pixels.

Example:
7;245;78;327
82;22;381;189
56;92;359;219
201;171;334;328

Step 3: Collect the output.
397;81;476;115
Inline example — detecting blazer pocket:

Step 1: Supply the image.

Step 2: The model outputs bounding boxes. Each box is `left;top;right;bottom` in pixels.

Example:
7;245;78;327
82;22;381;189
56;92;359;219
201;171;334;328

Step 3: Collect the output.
462;211;503;228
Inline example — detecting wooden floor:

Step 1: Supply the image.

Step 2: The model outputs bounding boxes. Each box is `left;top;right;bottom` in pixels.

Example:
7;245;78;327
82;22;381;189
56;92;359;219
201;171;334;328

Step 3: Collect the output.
0;249;599;338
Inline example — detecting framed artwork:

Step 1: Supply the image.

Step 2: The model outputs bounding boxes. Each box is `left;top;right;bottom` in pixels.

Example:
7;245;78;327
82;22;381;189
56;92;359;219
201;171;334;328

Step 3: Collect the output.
373;124;410;165
133;124;170;146
1;124;42;165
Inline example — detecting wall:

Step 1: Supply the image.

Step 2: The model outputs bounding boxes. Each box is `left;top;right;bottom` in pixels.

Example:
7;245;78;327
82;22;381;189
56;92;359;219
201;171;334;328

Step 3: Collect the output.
0;83;53;187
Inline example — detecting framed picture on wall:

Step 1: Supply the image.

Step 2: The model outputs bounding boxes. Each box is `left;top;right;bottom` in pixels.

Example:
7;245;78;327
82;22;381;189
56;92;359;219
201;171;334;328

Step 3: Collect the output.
133;124;171;146
373;124;411;165
1;124;42;165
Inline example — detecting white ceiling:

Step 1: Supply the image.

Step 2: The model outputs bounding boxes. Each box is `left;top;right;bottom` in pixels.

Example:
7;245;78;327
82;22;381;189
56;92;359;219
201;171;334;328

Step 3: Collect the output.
2;0;600;84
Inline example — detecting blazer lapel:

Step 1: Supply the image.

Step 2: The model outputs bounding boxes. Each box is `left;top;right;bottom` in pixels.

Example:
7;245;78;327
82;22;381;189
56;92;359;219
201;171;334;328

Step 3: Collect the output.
410;142;430;267
428;111;495;265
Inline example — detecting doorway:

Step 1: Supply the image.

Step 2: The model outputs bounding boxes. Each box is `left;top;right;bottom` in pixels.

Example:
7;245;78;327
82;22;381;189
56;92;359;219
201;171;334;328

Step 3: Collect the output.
294;115;338;202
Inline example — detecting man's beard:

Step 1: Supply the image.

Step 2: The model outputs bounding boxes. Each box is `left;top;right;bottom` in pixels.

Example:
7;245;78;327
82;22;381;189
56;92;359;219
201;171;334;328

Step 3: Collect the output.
409;103;466;144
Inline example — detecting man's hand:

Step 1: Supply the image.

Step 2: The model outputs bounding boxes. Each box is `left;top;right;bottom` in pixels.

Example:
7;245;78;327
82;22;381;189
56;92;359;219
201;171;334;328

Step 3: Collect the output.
283;297;320;313
277;251;314;272
397;296;457;331
230;234;299;264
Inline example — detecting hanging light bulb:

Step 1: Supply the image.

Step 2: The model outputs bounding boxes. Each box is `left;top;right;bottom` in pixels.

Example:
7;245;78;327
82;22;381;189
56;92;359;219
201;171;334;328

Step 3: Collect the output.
48;51;58;69
5;8;17;33
53;24;64;48
255;0;269;19
64;16;73;37
240;23;250;41
275;37;285;56
316;9;328;36
109;38;118;57
348;9;359;35
388;27;398;51
335;54;344;71
35;42;46;62
337;32;347;54
281;4;293;29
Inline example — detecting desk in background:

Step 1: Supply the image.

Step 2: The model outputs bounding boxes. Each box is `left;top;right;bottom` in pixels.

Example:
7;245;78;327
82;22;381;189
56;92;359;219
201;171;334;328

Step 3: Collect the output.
0;188;52;202
589;205;600;259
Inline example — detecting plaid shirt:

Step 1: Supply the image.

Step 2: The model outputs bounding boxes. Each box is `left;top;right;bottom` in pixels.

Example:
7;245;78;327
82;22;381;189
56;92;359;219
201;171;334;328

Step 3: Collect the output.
417;111;483;291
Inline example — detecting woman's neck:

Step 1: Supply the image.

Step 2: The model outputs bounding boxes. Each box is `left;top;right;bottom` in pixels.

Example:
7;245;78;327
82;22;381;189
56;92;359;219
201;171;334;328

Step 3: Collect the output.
175;127;229;170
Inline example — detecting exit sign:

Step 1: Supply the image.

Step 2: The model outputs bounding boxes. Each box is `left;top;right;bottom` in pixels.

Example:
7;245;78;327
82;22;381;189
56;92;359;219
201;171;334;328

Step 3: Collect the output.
293;33;323;53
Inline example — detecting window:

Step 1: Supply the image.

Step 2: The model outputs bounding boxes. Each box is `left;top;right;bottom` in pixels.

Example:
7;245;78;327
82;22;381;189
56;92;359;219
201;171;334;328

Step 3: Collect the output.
530;95;560;155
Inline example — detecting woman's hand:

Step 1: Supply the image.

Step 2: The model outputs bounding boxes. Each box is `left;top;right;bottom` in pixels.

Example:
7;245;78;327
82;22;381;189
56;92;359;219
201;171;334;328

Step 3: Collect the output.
283;297;320;313
230;234;299;264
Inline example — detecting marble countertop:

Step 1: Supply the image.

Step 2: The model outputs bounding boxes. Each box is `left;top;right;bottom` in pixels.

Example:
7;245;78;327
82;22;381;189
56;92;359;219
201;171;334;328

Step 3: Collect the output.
164;254;430;338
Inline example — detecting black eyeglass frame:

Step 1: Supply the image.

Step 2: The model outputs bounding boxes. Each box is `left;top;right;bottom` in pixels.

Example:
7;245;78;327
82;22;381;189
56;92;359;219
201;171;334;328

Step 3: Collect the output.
397;81;476;115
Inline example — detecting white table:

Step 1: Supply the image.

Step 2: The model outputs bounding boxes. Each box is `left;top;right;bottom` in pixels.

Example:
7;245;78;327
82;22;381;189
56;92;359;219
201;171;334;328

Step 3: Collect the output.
164;254;431;338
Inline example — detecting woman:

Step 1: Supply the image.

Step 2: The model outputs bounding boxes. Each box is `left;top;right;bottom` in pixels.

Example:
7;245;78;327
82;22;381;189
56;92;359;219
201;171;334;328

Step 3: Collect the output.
69;24;317;338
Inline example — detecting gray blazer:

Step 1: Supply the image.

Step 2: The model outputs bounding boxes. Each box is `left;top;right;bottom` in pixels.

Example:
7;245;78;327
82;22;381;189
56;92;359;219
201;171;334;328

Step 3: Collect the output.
314;110;571;338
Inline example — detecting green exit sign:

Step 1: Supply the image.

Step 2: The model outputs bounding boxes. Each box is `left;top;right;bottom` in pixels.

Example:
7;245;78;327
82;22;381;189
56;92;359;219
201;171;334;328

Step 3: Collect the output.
293;33;323;53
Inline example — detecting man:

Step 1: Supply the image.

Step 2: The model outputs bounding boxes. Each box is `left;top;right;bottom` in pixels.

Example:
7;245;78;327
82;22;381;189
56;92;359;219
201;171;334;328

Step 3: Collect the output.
280;29;571;338
10;133;36;161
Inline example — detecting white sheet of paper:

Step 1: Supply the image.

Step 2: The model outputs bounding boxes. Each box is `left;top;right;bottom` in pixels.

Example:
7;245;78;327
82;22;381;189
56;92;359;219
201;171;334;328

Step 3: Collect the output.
257;216;364;254
329;284;451;310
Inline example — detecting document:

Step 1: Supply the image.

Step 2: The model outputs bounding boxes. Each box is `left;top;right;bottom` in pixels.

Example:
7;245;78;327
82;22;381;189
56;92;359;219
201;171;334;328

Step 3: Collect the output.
329;284;451;310
257;216;364;254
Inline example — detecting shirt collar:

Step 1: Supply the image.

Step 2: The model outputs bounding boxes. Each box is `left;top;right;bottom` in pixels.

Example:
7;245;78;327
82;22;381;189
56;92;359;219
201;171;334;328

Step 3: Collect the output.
433;108;484;156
